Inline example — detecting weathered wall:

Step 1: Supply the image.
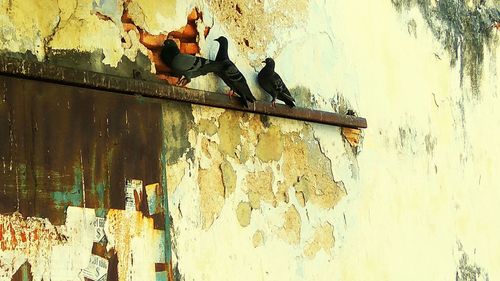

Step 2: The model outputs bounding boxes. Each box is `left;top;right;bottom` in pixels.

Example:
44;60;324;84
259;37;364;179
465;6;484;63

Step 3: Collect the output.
0;76;169;281
1;0;499;280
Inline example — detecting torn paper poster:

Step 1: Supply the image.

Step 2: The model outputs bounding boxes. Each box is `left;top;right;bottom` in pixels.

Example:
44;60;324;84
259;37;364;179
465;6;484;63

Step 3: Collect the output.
81;254;108;281
93;217;107;244
125;179;143;211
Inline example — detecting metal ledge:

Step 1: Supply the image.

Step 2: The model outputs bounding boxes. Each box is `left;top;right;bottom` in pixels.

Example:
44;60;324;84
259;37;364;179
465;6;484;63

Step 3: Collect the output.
0;57;367;129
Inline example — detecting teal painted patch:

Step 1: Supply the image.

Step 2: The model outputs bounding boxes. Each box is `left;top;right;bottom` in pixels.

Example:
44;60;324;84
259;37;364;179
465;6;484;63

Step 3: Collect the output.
52;167;83;207
95;183;107;217
161;104;172;262
155;271;167;281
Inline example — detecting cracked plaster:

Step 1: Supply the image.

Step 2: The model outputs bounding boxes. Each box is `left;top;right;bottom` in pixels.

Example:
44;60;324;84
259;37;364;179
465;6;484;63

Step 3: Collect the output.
1;0;499;280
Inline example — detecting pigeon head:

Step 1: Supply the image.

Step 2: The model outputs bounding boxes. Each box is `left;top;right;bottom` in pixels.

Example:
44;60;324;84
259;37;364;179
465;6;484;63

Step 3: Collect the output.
214;36;229;61
164;39;178;49
214;36;228;46
163;39;180;53
263;58;275;66
261;57;275;72
161;39;180;65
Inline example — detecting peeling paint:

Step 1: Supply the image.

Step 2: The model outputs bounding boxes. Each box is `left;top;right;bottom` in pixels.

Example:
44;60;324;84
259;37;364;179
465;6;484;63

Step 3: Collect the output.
255;125;283;162
245;167;275;209
236;202;251;227
1;0;499;280
278;204;301;245
252;230;264;248
303;223;334;259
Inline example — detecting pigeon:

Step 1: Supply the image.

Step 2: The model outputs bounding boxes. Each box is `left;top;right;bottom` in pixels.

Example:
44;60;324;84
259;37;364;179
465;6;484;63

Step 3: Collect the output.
160;39;223;86
346;109;356;116
213;36;257;108
257;58;295;108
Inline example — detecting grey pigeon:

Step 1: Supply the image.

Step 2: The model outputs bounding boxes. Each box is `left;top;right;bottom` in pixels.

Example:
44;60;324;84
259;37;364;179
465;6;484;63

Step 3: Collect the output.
160;39;223;86
258;58;295;107
214;36;256;108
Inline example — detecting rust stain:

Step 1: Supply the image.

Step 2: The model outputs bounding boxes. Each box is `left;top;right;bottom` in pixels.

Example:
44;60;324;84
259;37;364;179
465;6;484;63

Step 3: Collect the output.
0;212;65;251
0;75;163;224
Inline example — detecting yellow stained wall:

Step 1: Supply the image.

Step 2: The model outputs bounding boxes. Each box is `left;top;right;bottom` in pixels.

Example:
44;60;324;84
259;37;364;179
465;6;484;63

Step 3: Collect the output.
0;0;499;280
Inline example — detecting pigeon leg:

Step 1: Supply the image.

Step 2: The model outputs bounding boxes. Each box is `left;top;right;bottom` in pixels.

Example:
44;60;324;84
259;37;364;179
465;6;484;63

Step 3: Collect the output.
226;90;235;99
176;76;186;86
177;76;191;87
271;99;276;108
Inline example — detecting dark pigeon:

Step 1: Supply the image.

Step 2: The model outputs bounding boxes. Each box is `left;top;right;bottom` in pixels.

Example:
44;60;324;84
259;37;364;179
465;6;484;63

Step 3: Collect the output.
257;58;295;107
214;36;256;108
160;39;223;86
346;109;356;116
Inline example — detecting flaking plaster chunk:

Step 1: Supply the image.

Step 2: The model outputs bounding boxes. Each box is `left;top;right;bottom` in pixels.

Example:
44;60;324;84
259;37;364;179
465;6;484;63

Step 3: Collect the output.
166;160;187;197
236;202;252;227
198;163;225;230
294;176;312;205
126;0;178;35
278;205;301;245
218;111;243;157
0;212;69;280
198;138;225;229
245;167;276;209
342;127;362;148
252;230;264;248
220;160;237;198
256;125;283;162
276;182;290;204
282;129;346;209
92;0;124;25
123;29;149;62
0;0;60;60
303;223;335;259
198;118;218;136
49;8;125;67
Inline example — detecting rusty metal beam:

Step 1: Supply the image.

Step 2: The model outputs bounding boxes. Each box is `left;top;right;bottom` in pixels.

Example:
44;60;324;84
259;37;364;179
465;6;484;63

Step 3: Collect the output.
0;57;367;129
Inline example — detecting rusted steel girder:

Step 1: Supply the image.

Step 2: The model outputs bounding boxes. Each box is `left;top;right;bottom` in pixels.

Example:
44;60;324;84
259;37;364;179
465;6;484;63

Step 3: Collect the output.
0;57;367;129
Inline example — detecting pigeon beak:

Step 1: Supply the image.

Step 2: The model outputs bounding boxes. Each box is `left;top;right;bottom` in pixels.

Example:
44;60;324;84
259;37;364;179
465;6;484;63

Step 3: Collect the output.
261;60;265;64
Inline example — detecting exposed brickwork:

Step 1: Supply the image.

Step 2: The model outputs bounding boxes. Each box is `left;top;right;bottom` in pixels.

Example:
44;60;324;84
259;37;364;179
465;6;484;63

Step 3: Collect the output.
119;5;208;85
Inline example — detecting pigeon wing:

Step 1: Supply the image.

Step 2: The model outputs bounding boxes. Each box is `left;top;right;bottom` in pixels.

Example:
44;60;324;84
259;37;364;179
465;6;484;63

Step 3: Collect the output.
257;71;276;102
221;61;256;102
272;73;295;107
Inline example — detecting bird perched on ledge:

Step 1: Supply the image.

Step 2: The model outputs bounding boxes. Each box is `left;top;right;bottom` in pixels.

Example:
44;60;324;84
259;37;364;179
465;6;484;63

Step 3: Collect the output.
214;36;256;108
258;58;295;108
160;39;223;86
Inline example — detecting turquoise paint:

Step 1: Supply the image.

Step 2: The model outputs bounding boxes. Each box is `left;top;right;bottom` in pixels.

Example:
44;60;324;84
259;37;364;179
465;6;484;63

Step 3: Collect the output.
51;167;83;207
156;271;168;281
161;105;172;263
95;182;107;217
148;191;158;215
